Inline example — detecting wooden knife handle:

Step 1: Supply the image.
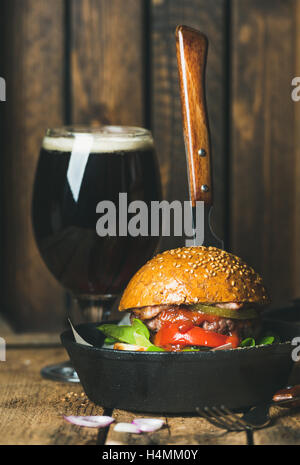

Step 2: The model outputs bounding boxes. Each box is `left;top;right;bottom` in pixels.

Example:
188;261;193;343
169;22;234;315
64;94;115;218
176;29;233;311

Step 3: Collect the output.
176;25;212;207
273;384;300;408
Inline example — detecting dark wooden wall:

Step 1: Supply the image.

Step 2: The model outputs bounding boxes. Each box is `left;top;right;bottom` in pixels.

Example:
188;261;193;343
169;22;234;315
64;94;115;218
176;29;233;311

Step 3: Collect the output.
1;0;300;331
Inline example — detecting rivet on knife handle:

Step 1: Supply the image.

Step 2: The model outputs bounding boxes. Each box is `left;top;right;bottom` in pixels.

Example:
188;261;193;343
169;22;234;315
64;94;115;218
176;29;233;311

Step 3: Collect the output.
176;25;212;207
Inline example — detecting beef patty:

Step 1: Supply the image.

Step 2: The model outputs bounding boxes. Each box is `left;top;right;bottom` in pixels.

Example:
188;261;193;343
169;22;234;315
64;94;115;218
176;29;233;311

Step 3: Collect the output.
130;304;261;339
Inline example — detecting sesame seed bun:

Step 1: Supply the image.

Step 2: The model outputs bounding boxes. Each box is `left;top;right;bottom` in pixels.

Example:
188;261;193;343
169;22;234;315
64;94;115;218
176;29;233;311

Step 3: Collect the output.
119;246;270;311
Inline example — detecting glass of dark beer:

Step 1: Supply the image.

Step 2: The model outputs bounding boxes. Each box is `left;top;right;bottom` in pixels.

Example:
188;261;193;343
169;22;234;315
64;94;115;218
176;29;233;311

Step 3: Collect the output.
32;125;161;382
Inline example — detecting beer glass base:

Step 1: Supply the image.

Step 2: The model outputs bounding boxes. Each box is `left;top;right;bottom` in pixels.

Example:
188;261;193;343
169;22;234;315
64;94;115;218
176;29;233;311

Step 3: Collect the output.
40;296;117;383
41;361;80;383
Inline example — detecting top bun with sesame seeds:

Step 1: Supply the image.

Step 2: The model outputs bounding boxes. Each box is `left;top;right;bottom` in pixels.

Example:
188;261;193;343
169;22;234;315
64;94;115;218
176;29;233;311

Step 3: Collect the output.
119;246;270;311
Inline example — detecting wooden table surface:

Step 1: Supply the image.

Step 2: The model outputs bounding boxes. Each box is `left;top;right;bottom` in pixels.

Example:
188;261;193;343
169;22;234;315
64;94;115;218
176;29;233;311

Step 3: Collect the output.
1;325;300;445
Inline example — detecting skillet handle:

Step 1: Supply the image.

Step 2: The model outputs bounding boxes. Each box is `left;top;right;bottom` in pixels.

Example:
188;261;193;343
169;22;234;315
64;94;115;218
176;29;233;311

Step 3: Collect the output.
272;384;300;408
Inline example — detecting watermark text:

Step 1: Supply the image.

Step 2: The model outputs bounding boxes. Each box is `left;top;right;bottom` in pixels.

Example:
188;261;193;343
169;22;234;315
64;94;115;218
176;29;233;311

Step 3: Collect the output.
0;77;6;102
0;337;6;361
96;194;204;246
292;336;300;362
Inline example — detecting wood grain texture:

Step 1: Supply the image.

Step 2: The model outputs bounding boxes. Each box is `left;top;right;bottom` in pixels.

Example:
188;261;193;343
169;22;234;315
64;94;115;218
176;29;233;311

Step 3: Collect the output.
230;0;297;303
70;0;144;126
1;0;67;331
293;0;300;299
254;361;300;444
151;0;226;249
0;345;300;445
0;314;12;336
253;405;300;445
176;26;212;206
4;332;60;348
0;348;105;445
106;409;167;445
1;0;299;329
105;408;247;445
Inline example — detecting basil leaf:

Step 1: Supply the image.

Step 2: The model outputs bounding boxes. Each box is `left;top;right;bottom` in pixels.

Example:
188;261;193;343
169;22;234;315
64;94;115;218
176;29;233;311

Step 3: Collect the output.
131;319;153;347
260;332;280;344
240;337;256;347
258;335;275;345
98;318;164;351
146;346;165;352
98;323;137;345
131;318;150;339
104;337;118;345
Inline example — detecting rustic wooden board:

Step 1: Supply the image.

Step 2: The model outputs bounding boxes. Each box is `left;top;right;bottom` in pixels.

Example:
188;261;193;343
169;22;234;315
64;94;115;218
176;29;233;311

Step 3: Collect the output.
105;409;168;445
105;409;247;445
253;360;300;444
70;0;144;126
151;0;227;250
0;315;60;347
0;314;13;336
1;346;300;445
165;415;247;445
0;348;106;445
253;404;300;445
293;0;300;299
230;0;298;302
4;333;61;348
0;0;67;331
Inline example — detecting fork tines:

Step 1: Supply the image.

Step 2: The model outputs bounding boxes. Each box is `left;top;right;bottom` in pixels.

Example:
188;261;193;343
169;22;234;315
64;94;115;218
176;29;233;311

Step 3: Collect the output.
196;405;252;432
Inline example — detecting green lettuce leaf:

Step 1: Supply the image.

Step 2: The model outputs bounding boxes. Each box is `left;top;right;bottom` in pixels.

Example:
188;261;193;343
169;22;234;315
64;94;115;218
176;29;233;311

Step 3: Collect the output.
98;318;165;351
240;337;256;347
258;335;275;345
240;334;279;348
104;337;118;345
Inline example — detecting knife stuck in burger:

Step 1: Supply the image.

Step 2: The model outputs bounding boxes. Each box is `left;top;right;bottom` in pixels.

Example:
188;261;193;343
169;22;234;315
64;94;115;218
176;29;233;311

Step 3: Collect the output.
98;27;274;352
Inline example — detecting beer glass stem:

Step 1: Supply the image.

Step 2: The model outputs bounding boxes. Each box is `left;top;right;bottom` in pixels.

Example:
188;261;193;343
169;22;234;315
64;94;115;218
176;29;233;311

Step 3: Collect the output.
74;294;118;322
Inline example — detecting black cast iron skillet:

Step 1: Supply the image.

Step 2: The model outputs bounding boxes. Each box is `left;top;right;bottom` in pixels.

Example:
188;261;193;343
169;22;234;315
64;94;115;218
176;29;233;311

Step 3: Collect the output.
61;321;294;413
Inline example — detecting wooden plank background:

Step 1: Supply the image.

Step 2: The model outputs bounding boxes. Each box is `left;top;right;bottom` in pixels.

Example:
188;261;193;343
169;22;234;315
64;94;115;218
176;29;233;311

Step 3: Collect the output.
70;0;145;126
230;0;300;304
1;0;300;330
1;342;300;444
0;0;66;331
151;0;227;250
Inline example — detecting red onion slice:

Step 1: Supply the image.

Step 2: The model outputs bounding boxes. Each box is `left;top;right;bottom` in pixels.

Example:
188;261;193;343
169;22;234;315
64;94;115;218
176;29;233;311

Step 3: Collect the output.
114;423;141;434
132;418;165;432
64;415;114;428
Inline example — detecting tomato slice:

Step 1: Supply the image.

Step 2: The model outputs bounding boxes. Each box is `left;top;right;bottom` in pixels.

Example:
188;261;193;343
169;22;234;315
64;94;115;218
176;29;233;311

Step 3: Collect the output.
153;322;240;349
226;332;239;348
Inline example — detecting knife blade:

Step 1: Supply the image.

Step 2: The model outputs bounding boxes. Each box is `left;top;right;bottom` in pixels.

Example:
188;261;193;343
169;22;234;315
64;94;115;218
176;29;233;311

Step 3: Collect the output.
176;25;223;249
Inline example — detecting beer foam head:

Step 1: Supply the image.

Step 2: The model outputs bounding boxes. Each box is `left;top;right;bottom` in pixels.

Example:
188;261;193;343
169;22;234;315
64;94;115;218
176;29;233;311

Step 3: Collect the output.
42;125;154;153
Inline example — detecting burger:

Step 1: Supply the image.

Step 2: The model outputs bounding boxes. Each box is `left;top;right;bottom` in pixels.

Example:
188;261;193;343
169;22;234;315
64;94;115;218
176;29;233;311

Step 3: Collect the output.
115;246;270;351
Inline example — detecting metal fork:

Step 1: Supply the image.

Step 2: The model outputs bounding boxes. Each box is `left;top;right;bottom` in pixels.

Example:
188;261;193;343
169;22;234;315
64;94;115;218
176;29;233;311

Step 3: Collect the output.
196;396;300;444
196;405;271;445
